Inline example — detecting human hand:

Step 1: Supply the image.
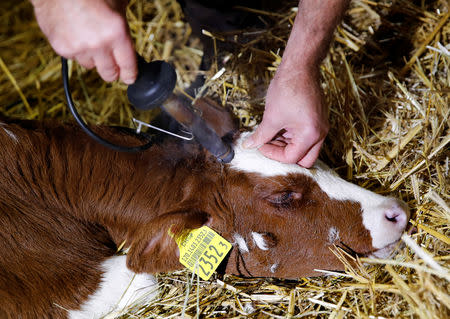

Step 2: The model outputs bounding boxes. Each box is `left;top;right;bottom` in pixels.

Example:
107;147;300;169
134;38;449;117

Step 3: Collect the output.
241;0;347;168
31;0;137;84
242;66;329;168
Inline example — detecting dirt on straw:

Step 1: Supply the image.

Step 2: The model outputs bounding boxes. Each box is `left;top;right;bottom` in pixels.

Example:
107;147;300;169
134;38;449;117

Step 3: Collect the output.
0;0;449;318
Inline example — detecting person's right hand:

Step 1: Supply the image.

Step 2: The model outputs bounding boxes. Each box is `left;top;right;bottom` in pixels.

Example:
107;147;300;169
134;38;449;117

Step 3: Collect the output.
242;66;329;168
31;0;137;84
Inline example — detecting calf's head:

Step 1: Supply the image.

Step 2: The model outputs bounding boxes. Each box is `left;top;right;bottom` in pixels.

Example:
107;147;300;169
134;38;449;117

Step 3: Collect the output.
129;130;409;279
221;132;409;277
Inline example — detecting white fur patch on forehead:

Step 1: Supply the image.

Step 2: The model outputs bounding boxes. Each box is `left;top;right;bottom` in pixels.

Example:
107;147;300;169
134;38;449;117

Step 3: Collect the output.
230;131;403;250
230;132;313;177
231;132;380;205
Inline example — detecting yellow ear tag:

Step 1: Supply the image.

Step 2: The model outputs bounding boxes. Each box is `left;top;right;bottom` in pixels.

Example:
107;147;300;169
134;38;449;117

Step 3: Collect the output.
169;226;232;280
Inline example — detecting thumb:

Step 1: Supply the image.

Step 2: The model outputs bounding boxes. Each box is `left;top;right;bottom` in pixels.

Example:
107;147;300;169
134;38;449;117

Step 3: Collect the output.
242;121;279;149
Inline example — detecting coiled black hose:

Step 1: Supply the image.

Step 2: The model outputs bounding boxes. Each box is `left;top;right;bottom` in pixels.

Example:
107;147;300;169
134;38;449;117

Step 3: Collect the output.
61;57;153;152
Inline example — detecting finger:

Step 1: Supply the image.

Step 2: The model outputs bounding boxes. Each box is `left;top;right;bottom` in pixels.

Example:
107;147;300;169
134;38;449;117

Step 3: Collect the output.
269;139;287;147
259;141;310;164
113;39;137;84
75;53;95;69
93;49;119;82
242;121;281;149
297;140;324;168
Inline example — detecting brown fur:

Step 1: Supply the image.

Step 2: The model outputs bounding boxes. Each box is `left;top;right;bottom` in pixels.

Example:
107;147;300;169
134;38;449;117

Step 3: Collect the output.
0;105;376;317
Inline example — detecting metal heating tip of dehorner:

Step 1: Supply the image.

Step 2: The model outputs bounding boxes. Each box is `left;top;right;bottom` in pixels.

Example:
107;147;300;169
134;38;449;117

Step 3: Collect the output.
161;95;235;163
127;56;234;163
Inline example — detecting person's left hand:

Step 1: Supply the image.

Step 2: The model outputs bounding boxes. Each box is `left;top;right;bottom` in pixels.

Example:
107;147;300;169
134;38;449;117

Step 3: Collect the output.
242;66;329;168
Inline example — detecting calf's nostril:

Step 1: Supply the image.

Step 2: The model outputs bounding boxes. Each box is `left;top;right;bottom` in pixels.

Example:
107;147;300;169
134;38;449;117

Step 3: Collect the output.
384;205;407;227
385;214;398;223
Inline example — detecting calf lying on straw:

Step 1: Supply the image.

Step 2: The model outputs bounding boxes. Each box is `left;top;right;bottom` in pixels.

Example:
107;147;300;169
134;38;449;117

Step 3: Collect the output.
0;102;409;318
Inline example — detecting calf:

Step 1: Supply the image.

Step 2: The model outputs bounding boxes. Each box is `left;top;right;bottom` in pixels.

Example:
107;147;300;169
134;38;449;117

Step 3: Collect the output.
0;103;409;318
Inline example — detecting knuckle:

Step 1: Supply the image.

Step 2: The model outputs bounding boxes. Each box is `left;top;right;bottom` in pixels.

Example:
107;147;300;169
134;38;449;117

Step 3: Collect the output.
89;37;110;51
120;69;134;78
107;16;127;38
121;71;137;84
302;122;328;141
304;126;321;141
118;57;137;72
283;150;302;164
90;26;126;50
51;39;73;57
285;155;299;164
103;74;119;82
99;67;119;81
52;39;92;57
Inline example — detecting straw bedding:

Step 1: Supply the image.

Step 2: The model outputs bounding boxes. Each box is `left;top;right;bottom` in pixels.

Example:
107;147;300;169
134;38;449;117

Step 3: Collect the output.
0;0;448;318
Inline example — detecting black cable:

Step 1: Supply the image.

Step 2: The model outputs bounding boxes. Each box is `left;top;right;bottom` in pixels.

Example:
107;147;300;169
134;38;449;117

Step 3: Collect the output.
61;57;153;152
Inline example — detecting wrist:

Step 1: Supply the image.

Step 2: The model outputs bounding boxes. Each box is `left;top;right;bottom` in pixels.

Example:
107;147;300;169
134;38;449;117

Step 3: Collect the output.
277;30;326;74
274;60;320;86
277;55;320;77
278;0;349;72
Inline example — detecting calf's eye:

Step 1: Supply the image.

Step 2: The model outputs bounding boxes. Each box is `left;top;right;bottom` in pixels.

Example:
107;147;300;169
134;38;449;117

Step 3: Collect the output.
265;191;302;208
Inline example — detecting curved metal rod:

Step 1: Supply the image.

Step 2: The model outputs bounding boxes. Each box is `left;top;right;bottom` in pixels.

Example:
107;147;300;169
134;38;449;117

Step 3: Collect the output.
132;118;193;140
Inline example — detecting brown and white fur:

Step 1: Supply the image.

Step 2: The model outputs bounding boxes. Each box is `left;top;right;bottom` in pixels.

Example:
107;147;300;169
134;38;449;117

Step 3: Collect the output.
0;101;409;318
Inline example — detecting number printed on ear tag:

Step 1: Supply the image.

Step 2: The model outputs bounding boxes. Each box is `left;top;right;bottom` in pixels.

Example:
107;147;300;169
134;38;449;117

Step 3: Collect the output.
170;226;232;280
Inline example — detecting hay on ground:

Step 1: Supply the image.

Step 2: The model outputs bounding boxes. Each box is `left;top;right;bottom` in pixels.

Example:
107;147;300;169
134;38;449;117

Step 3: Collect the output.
0;0;448;318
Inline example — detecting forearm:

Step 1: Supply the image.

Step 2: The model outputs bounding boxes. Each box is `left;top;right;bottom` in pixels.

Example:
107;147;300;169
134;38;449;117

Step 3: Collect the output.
250;0;347;166
280;0;350;71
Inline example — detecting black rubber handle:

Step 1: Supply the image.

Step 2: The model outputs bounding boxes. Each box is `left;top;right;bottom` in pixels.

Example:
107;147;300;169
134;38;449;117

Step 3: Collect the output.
126;55;234;163
127;56;177;111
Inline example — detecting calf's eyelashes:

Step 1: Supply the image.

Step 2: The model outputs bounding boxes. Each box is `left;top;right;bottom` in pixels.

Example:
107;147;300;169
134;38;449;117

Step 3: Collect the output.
265;191;302;208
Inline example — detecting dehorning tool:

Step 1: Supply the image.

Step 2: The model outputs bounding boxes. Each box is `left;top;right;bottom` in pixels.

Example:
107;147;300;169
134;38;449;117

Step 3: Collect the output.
61;55;234;163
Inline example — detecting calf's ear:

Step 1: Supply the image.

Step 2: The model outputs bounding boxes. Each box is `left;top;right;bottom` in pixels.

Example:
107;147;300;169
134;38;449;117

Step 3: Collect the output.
127;210;210;274
194;97;239;138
